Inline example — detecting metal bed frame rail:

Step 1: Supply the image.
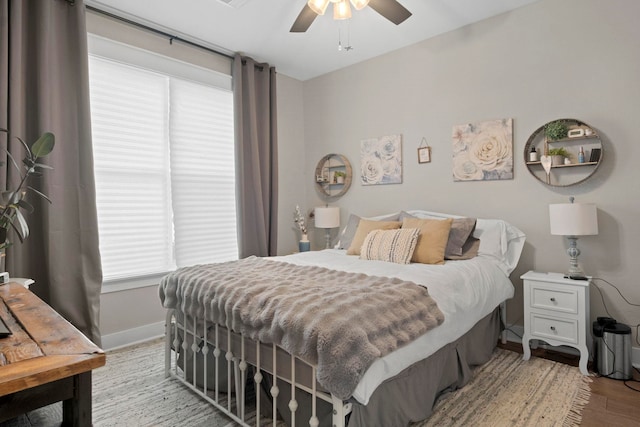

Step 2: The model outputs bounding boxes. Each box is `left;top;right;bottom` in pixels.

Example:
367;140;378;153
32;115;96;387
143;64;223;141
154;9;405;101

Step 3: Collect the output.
164;309;352;427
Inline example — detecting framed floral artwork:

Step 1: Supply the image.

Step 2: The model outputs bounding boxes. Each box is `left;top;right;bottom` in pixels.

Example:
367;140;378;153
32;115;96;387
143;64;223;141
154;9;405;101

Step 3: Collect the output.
452;118;513;181
360;134;402;185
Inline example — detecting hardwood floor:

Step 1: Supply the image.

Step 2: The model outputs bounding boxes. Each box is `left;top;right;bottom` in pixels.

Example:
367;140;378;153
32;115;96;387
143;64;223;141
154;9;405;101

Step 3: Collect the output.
499;341;640;426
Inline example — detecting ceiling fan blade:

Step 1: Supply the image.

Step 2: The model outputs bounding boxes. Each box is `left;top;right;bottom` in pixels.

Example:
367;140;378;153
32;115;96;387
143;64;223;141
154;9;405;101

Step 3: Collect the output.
290;4;318;32
368;0;412;25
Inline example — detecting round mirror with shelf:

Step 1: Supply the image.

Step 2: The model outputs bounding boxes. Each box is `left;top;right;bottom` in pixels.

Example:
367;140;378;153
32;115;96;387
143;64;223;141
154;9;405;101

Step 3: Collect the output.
524;118;603;187
315;154;352;198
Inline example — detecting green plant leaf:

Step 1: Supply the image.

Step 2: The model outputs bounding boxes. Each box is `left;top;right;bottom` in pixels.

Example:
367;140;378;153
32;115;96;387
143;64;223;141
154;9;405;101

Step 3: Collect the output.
10;191;23;204
0;191;13;205
33;162;53;170
16;136;31;156
27;186;52;203
31;132;55;158
12;209;29;241
17;199;34;214
3;149;20;172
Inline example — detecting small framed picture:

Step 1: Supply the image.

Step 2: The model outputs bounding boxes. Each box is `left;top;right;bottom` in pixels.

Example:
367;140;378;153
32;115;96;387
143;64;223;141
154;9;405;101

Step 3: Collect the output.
417;146;431;164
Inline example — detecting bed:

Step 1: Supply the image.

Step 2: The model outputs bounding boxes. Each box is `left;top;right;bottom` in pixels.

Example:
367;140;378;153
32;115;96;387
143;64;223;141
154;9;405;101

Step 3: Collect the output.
159;210;525;427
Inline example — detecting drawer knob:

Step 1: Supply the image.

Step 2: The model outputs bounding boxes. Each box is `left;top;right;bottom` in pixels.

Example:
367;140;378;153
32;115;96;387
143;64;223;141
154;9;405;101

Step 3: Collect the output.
550;297;556;302
550;326;556;331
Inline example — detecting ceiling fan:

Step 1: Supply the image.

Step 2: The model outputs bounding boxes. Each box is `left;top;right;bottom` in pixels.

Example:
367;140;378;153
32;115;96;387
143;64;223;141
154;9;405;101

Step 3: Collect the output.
290;0;412;33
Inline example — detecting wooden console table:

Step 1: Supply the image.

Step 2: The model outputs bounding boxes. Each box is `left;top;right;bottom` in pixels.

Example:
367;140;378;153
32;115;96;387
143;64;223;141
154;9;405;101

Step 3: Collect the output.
0;283;105;426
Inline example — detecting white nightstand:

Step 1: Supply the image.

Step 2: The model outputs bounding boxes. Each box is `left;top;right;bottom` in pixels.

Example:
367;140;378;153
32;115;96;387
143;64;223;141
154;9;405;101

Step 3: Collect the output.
520;271;591;375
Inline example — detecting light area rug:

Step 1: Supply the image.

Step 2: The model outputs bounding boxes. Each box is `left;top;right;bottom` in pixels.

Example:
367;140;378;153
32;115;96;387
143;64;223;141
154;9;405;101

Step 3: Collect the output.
93;339;590;427
418;347;591;427
0;339;591;427
92;339;238;427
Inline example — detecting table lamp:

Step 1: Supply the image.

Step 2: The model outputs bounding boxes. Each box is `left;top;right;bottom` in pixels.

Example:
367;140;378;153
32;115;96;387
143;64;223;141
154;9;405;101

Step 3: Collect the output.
315;206;340;249
549;197;598;276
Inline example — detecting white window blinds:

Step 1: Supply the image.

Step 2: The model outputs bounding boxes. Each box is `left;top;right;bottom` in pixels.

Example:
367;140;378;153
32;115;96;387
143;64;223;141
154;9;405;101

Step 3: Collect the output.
89;53;237;283
169;79;237;267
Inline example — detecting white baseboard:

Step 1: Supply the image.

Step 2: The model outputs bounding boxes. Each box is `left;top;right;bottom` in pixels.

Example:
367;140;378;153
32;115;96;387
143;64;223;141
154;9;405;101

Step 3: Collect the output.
101;321;165;351
505;325;640;368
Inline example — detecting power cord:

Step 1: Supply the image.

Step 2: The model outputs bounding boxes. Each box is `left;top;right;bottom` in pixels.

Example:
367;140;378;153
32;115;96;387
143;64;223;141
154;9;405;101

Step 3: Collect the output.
591;278;640;346
624;366;640;392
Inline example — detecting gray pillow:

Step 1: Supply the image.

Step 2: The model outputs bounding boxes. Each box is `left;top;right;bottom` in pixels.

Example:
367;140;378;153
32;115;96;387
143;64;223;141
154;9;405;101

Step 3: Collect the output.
445;218;477;257
446;237;480;260
337;214;362;250
337;212;401;250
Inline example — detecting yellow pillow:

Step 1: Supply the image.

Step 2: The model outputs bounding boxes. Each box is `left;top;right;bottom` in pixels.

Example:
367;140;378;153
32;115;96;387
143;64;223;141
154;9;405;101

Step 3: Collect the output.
346;219;401;255
402;218;453;264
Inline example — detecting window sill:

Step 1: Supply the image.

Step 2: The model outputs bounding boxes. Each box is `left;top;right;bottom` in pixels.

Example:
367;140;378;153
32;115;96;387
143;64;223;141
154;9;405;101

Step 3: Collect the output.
101;273;169;294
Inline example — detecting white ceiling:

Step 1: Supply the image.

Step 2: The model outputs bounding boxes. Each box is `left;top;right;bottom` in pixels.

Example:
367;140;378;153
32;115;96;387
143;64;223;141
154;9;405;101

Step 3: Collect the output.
85;0;540;81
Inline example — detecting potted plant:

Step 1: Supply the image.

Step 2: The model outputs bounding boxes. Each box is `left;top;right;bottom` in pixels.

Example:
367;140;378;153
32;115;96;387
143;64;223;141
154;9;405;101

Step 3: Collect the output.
544;120;568;141
0;129;55;253
334;170;346;184
548;147;569;166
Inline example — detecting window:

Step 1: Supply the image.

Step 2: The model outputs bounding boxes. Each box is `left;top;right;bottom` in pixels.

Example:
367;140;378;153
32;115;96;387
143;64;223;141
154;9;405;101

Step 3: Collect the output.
88;36;237;285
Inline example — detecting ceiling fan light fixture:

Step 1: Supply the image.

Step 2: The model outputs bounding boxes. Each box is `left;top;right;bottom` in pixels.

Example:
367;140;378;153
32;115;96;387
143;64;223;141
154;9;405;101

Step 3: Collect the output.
333;0;352;20
307;0;330;15
349;0;369;10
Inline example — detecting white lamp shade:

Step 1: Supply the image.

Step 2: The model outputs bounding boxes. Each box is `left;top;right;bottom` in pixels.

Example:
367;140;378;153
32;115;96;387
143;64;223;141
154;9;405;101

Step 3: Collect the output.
333;0;352;19
315;206;340;229
308;0;330;15
350;0;370;10
549;203;598;236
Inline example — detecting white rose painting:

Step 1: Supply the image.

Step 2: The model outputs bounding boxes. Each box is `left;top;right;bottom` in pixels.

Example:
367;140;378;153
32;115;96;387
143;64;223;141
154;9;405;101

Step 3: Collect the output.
360;134;402;185
452;118;513;182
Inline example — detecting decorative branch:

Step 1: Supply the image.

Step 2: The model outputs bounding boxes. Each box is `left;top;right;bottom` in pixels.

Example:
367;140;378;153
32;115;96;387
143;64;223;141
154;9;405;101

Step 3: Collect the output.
293;205;307;235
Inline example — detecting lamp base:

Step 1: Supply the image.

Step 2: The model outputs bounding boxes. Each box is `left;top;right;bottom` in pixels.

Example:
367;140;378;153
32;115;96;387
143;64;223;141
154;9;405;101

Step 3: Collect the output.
566;236;585;276
324;229;332;249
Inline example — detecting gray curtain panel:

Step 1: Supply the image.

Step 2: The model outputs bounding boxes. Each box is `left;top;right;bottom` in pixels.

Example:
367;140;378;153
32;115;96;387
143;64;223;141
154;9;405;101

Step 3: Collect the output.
233;54;279;257
0;0;102;344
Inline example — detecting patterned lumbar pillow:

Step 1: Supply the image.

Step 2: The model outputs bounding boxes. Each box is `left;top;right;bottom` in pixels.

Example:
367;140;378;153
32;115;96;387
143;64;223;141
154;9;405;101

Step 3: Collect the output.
346;219;402;255
360;228;420;264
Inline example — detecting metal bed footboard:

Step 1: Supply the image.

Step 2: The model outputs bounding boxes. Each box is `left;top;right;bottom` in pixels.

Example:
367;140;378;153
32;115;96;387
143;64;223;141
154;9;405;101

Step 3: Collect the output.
164;309;351;427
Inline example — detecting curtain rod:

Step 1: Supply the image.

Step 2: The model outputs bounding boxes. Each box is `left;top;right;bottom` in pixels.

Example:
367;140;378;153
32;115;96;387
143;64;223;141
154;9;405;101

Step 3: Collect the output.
85;5;235;60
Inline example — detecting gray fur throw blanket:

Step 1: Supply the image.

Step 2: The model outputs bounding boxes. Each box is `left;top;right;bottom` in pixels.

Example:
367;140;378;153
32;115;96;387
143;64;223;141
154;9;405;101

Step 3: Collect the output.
159;256;444;399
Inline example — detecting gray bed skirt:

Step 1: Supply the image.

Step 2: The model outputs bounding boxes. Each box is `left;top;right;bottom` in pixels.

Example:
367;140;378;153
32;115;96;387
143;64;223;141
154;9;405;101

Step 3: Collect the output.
348;307;501;426
268;306;501;427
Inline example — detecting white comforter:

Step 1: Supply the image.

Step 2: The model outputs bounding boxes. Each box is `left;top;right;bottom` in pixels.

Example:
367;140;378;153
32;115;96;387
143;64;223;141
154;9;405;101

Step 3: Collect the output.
271;249;515;405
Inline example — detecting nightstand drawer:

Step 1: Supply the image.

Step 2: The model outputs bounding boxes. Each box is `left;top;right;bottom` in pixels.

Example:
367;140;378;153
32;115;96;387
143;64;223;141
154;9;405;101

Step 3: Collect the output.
530;313;578;344
530;285;578;314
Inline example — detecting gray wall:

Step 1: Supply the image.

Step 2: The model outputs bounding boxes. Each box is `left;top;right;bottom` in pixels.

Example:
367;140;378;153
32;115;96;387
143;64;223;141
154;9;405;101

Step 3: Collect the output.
283;0;639;344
